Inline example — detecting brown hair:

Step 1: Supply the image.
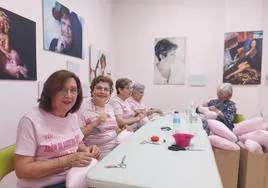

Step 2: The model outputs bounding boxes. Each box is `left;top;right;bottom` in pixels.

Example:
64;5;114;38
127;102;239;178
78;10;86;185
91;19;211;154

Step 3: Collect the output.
115;78;132;94
0;11;10;34
90;75;113;97
38;70;83;114
52;2;70;22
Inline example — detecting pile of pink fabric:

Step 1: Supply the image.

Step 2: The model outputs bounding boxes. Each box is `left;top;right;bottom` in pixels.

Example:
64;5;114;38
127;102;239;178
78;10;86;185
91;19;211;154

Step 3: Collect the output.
198;106;218;120
198;106;240;150
207;119;240;151
233;117;268;154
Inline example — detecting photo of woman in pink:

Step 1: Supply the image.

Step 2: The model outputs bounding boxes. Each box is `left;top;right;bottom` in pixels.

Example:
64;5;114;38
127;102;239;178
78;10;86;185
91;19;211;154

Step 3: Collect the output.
0;9;35;80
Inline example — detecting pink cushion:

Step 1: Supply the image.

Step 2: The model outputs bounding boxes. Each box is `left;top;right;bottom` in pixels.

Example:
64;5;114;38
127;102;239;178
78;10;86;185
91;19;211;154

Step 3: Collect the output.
233;117;267;136
239;130;268;148
204;111;218;120
207;119;237;142
198;106;209;114
237;141;246;149
244;139;263;154
198;106;218;119
66;158;98;188
209;135;240;151
117;130;133;143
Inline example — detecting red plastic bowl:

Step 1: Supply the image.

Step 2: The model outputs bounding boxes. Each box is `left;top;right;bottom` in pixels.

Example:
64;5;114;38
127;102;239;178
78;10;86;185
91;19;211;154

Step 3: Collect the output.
172;133;194;147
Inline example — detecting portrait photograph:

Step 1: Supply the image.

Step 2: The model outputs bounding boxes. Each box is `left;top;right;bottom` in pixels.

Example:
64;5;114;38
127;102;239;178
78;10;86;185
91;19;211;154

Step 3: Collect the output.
223;30;263;85
43;0;84;59
89;46;112;83
154;37;186;85
0;7;36;80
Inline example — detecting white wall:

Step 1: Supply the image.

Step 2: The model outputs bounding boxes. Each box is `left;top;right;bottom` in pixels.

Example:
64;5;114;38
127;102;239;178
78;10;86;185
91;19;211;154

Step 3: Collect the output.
111;0;268;118
0;0;112;186
1;0;268;186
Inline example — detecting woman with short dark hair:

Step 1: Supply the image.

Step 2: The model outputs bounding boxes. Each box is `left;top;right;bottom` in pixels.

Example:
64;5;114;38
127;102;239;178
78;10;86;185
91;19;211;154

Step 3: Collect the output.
15;70;100;188
110;78;146;132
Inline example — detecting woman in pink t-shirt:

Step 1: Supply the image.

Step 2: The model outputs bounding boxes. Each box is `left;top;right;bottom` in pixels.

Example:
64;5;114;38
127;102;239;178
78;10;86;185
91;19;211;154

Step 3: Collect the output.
14;70;100;188
78;75;129;158
110;78;146;132
127;82;163;119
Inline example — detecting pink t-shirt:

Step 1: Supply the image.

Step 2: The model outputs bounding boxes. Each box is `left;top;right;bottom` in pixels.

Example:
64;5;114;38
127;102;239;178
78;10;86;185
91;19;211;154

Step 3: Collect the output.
110;96;143;131
78;100;119;158
127;97;149;124
15;107;84;188
127;97;147;111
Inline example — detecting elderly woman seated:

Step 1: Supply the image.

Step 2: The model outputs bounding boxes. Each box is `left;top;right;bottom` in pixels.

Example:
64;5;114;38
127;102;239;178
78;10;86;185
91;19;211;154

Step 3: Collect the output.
78;75;123;159
127;82;163;119
110;78;146;132
199;83;237;131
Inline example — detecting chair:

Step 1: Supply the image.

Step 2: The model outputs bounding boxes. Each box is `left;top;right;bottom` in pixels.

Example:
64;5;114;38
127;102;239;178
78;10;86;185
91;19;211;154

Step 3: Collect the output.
234;113;246;124
0;145;16;181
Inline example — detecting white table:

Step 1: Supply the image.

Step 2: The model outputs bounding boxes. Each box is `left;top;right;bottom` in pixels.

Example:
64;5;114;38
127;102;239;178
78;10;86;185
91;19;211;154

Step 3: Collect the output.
86;114;223;188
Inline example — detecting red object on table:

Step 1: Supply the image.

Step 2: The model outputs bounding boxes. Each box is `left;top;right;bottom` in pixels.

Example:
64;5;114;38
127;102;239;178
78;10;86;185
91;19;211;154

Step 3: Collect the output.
151;136;160;142
172;133;193;147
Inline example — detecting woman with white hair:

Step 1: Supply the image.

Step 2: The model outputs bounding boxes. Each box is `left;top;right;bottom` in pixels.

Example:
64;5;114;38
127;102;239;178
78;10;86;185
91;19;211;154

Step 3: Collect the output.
202;83;237;130
127;82;163;117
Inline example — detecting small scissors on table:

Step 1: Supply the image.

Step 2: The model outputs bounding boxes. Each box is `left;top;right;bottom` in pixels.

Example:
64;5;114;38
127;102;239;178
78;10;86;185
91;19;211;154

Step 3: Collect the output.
105;155;127;168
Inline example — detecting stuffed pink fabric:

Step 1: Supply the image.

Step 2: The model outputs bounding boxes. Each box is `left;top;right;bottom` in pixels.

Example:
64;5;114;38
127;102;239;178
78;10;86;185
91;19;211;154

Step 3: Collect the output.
237;141;246;149
198;106;209;114
239;130;268;148
209;135;240;151
66;158;98;188
207;119;237;142
198;106;218;119
204;111;218;120
244;139;263;154
117;130;133;143
233;117;267;136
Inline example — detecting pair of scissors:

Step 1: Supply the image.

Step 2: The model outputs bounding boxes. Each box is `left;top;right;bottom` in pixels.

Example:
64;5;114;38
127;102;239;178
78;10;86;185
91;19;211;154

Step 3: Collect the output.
140;140;160;145
105;155;127;168
168;145;204;151
161;126;172;131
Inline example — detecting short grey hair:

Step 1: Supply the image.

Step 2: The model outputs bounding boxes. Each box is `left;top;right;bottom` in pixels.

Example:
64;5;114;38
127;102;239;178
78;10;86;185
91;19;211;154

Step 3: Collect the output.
217;83;233;97
132;82;145;92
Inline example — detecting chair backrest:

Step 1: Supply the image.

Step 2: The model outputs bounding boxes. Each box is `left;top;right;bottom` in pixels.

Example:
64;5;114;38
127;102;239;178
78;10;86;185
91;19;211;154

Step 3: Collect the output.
0;145;16;181
234;113;246;124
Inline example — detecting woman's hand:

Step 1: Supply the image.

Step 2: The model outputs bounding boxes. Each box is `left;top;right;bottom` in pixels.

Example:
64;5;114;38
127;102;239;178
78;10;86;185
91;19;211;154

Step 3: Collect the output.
209;106;223;117
87;145;101;159
124;125;133;132
67;152;92;168
208;106;217;111
136;113;146;121
56;35;67;52
95;112;109;126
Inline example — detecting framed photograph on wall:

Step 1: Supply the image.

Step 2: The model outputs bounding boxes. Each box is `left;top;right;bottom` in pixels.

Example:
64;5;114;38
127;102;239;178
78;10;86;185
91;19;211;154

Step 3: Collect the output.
223;30;263;85
66;60;80;77
43;0;84;59
89;45;112;83
0;7;36;80
154;37;186;85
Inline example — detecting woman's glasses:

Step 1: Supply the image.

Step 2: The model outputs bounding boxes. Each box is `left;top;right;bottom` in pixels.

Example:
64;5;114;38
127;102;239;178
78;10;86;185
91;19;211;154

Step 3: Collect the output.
59;87;78;96
95;86;110;92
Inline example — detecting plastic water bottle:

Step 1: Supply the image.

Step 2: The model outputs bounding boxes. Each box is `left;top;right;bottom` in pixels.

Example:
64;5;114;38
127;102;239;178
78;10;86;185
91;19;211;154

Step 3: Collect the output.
173;111;180;133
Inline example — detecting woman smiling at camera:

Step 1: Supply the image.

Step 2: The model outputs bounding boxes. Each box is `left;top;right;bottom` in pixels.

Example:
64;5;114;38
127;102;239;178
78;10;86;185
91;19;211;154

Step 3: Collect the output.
78;75;124;159
14;70;100;188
